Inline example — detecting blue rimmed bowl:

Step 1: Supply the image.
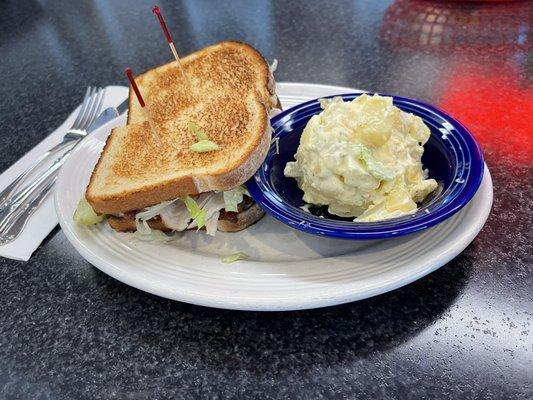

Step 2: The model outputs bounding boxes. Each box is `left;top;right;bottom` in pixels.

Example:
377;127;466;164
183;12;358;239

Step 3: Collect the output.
246;93;484;240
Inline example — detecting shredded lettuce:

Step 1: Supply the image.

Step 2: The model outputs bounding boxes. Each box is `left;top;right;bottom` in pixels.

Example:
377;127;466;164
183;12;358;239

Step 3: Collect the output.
73;198;105;225
131;189;247;237
187;121;208;141
205;211;220;236
181;196;207;229
138;193;227;236
188;193;225;233
133;218;176;243
134;199;176;235
190;140;219;153
199;193;226;219
222;186;248;212
222;252;249;263
136;200;175;221
138;219;152;235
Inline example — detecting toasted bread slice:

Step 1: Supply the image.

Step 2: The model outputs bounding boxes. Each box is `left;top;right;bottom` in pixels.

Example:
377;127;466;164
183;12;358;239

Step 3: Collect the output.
107;203;265;233
86;41;276;215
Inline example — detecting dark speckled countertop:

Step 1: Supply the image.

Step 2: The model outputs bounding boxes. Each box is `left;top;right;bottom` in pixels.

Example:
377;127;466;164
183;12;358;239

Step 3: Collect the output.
0;0;531;399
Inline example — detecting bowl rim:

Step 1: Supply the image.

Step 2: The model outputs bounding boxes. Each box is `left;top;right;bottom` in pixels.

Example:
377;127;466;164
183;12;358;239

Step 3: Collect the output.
246;92;485;239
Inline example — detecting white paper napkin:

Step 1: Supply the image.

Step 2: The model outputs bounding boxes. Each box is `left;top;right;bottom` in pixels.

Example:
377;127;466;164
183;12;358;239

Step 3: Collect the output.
0;85;128;261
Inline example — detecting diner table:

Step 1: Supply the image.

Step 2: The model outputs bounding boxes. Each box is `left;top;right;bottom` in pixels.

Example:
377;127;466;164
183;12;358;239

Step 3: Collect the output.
0;0;531;398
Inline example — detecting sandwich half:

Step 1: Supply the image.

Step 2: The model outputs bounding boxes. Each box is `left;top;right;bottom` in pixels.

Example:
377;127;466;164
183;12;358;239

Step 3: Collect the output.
84;41;280;235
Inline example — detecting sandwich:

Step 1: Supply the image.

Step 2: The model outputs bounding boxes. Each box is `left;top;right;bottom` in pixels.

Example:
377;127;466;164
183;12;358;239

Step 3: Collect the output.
78;41;280;236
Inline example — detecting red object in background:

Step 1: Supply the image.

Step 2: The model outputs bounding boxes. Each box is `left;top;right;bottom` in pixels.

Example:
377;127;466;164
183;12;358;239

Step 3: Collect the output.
380;0;532;165
438;61;533;165
440;1;526;2
380;0;531;54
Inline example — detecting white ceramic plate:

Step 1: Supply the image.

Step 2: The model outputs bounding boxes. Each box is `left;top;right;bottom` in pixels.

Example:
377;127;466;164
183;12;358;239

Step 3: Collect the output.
55;82;493;311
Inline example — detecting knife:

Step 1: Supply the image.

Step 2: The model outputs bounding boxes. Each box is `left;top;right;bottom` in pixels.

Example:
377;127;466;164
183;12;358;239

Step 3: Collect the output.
86;99;128;132
0;99;129;245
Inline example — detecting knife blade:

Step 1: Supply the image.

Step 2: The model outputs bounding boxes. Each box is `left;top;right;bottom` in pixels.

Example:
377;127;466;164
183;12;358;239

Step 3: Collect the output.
86;98;128;133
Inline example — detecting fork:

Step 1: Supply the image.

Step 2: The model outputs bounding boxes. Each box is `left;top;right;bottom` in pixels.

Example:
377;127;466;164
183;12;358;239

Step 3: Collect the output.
0;87;105;244
0;87;105;209
0;100;128;245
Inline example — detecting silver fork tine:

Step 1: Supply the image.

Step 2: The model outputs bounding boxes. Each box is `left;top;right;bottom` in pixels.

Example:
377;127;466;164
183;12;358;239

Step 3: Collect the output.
0;88;98;209
70;87;93;130
81;88;105;131
95;88;107;121
72;87;96;130
76;87;99;130
0;86;111;243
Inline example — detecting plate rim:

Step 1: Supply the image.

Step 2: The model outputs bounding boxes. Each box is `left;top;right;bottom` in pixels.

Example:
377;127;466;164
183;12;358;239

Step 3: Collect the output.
54;82;493;311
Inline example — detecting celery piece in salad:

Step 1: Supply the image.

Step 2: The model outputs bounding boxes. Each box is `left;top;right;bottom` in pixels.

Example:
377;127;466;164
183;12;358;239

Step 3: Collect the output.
73;198;105;225
190;140;219;153
359;146;396;181
181;196;207;229
187;121;208;141
222;252;249;263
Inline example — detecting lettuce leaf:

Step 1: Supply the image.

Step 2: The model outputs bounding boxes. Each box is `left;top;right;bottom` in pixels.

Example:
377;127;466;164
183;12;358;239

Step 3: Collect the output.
223;186;248;212
136;200;175;222
205;211;220;236
222;252;249;263
187;121;208;141
181;195;207;229
190;140;219;153
73;198;105;225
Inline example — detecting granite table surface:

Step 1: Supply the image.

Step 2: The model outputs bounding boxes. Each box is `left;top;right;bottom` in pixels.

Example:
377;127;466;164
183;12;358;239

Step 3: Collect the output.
0;0;531;399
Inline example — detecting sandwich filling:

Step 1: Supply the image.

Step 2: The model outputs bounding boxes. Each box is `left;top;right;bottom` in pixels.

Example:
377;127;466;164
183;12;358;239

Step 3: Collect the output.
129;186;251;237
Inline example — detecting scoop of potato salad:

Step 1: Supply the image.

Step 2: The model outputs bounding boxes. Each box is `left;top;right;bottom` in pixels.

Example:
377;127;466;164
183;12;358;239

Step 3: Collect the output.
284;94;437;222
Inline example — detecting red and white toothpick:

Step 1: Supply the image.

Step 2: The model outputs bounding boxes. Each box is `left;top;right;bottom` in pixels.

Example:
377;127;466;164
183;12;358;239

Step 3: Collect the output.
125;67;145;108
124;67;161;143
152;5;189;84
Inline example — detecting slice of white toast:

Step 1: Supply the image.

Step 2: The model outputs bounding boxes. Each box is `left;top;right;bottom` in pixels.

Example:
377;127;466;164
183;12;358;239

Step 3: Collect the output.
86;41;276;215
